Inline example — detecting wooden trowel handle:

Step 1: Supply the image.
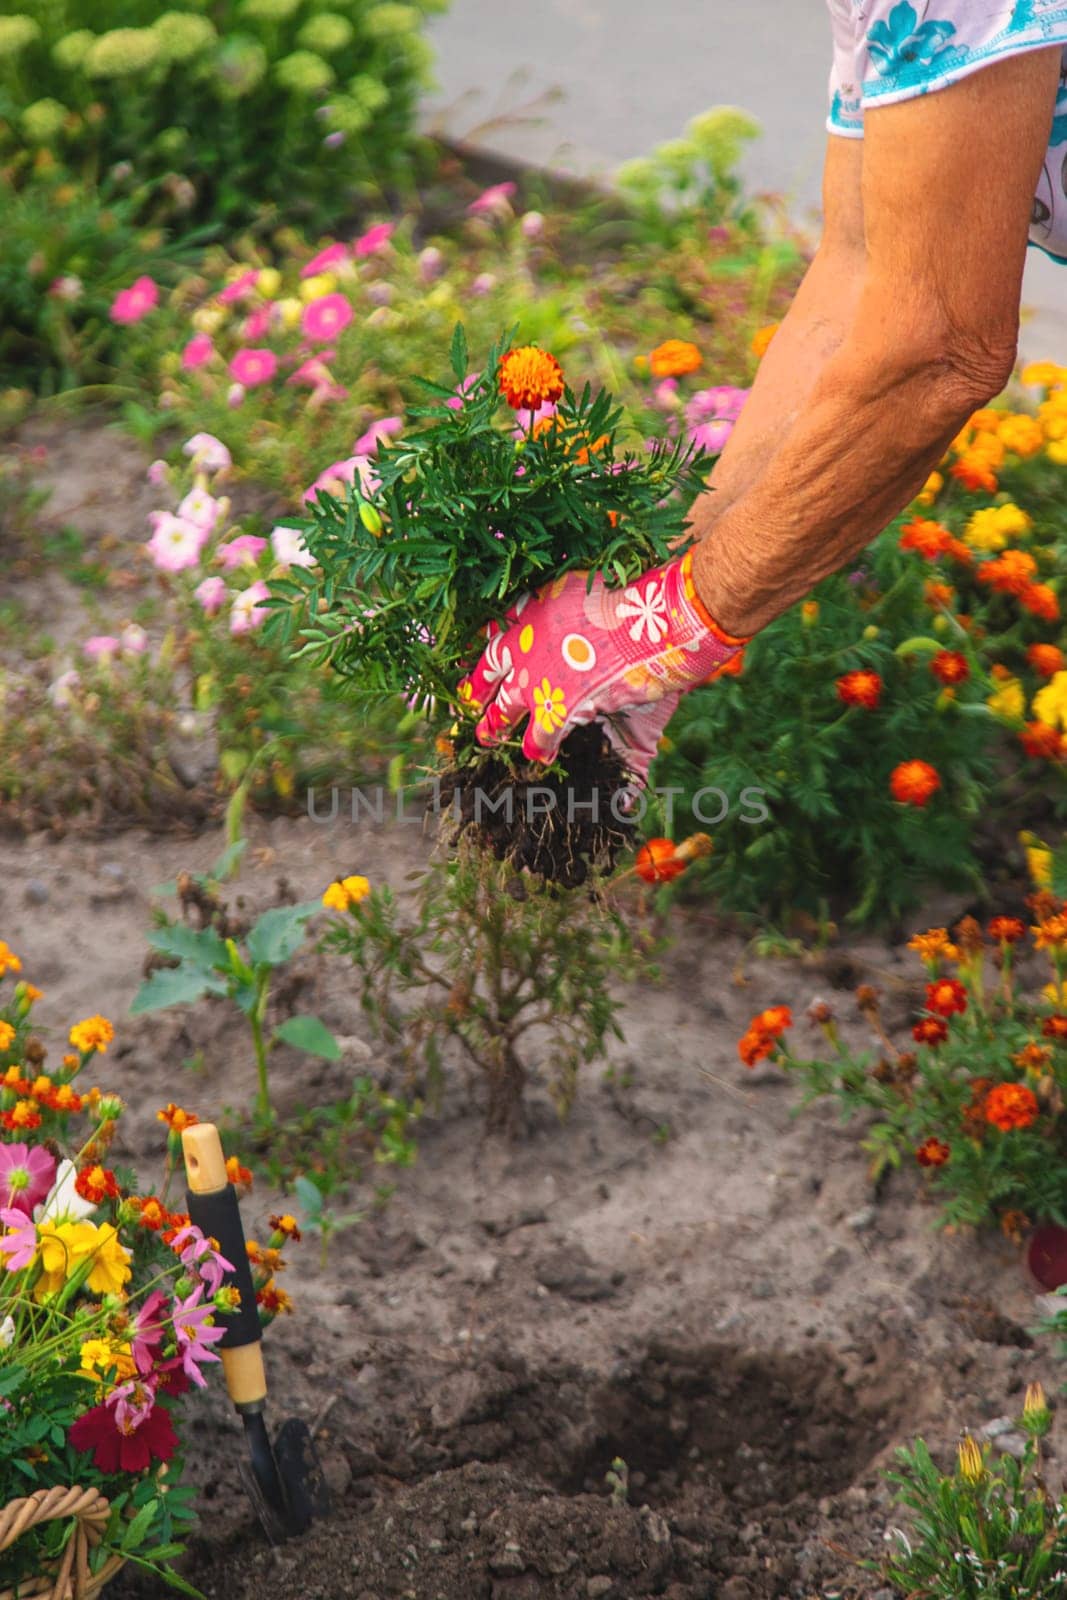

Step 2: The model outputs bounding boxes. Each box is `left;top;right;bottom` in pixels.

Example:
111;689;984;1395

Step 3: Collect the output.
181;1122;268;1410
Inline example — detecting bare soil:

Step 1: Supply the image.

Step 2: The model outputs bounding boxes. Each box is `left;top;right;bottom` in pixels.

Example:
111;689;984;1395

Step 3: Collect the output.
3;419;1065;1599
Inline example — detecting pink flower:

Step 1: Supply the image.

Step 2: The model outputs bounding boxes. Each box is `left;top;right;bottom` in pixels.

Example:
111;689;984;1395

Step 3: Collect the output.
353;222;395;258
227;383;245;409
686;385;748;426
194;576;228;614
109;275;159;325
303;453;378;505
147;459;170;486
467;182;516;218
130;1289;170;1376
229;347;277;389
147;513;205;573
353;415;403;456
445;374;480;412
302;293;353;343
512;399;556;433
169;1223;235;1297
365;281;392;307
418;246;444;285
181;333;214;371
182;434;232;473
242;305;274;341
270;526;315;568
301;241;348;278
218;270;259;306
216;534;267;572
689;418;734;454
0;1145;56;1217
520;210;544;239
49;274;83;302
471;272;497;296
230;580;271;635
178;486;222;535
170;1287;226;1386
120;624;148;655
0;1207;38;1272
49;669;80;708
652;379;681;412
83;635;121;661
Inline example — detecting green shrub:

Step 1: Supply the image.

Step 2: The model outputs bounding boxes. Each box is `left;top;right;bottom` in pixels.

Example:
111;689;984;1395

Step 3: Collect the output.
0;0;446;229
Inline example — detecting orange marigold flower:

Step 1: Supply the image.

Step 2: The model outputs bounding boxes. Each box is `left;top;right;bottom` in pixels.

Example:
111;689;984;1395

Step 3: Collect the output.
923;580;956;610
756;1005;793;1037
2;1067;31;1095
0;1021;15;1052
836;670;882;710
75;1164;120;1204
984;1081;1039;1132
1012;1043;1052;1075
0;943;22;975
269;1213;302;1241
44;1083;83;1114
738;1027;774;1068
899;517;953;560
156;1102;199;1134
926;977;968;1017
1041;1012;1067;1040
998;414;1044;457
69;1015;115;1055
135;1196;169;1231
978;550;1038;595
1033;914;1067;952
257;1280;293;1315
1020;721;1067;760
750;323;778;359
1018;582;1060;622
916;1137;950;1168
161;1212;191;1248
498;345;565;411
1027;643;1066;678
950;455;998;494
912;1016;949;1046
890;760;941;806
907;928;959;962
649;339;701;379
930;650;969;686
635;838;686;884
226;1156;253;1189
246;1240;263;1266
1;1099;41;1131
987;916;1026;944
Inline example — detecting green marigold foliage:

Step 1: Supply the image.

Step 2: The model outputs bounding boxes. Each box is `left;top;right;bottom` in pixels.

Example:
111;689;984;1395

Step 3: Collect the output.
1;0;447;227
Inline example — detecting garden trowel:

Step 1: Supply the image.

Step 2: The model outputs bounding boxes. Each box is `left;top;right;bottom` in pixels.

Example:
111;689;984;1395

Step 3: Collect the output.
181;1122;331;1543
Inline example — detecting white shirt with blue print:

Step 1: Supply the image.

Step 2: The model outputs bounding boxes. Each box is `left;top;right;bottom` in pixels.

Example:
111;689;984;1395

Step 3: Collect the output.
827;0;1067;259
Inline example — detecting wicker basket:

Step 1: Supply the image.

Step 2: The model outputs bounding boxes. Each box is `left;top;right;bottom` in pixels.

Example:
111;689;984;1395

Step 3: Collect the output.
0;1486;126;1600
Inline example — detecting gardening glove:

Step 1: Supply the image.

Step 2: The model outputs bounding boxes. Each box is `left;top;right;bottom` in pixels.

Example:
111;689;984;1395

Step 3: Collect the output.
458;550;746;783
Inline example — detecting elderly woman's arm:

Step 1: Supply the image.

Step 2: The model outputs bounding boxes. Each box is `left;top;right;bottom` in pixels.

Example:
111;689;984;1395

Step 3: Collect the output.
689;47;1061;639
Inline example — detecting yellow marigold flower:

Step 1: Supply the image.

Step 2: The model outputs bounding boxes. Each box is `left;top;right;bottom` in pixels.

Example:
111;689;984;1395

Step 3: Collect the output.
1048;438;1067;465
987;676;1025;722
915;469;943;506
1023;840;1053;888
69;1015;115;1055
0;943;22;975
1043;980;1067;1006
957;1436;985;1484
79;1338;117;1377
998;414;1044;457
31;1075;51;1098
964;507;1008;552
157;1102;197;1134
1021;360;1064;388
750;323;778;359
1033;670;1067;732
1033;914;1067;952
321;875;371;912
0;1021;15;1051
994;503;1032;538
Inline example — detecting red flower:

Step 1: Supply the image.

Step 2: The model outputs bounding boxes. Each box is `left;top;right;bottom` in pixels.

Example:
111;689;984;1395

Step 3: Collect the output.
1027;643;1065;678
912;1016;949;1046
1019;583;1060;622
1041;1014;1067;1041
75;1165;120;1205
925;978;968;1018
890;760;941;806
929;650;969;686
1020;721;1066;761
70;1397;179;1474
984;1082;1039;1133
987;917;1026;944
738;1027;774;1068
755;1005;792;1037
916;1137;950;1168
836;670;882;710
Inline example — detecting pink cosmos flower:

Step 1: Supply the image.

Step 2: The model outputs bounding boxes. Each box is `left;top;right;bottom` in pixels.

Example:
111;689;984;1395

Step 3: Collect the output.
178;486;222;535
303;453;378;505
194;576;228;614
181;333;214;371
147;459;170;486
445;374;480;412
169;1223;235;1297
242;304;273;341
216;534;267;572
170;1287;226;1386
512;399;556;433
120;624;148;655
110;1378;157;1432
686;385;748;426
353;222;395;258
0;1145;56;1217
353;415;403;456
467;182;516;218
270;526;315;569
301;293;353;343
182;434;232;473
230;580;271;635
147;513;205;573
0;1207;38;1272
301;241;348;278
218;270;259;306
130;1289;170;1376
689;418;734;454
652;379;681;412
109;276;159;325
83;635;121;661
228;348;277;389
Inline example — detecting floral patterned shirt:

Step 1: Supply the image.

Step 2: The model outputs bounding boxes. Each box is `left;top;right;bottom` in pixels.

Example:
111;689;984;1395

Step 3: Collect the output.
827;0;1067;258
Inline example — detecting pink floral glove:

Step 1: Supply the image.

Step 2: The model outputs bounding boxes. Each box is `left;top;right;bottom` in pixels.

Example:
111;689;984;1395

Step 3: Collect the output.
459;550;746;783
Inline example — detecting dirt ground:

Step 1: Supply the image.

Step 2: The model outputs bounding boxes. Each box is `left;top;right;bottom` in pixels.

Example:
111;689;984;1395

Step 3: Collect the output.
3;419;1066;1599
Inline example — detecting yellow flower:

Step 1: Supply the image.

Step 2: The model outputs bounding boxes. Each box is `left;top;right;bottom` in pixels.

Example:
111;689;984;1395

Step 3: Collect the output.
801;600;819;625
1024;1381;1049;1421
993;503;1032;538
1048;438;1067;465
321;875;370;912
533;679;567;733
957;1436;985;1484
35;1220;131;1301
750;323;778;359
907;928;959;962
998;414;1044;457
1032;670;1067;732
0;942;22;976
964;507;1008;552
1043;980;1067;1006
1021;360;1064;388
987;676;1025;722
0;1021;14;1051
69;1015;115;1054
79;1338;117;1378
915;469;943;507
191;305;225;336
299;272;336;302
276;296;303;329
257;267;281;298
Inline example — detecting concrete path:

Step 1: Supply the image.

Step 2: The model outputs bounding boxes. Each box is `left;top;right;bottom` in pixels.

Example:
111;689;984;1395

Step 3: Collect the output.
423;0;1067;360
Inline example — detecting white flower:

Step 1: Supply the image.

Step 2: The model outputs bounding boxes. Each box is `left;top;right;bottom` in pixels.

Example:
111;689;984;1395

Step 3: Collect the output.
270;525;315;569
182;432;232;473
120;623;148;655
0;1316;14;1349
36;1159;97;1223
147;512;206;573
617;578;669;645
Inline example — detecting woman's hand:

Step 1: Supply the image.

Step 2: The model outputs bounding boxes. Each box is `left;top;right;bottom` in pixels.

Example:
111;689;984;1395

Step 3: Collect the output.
458;551;746;783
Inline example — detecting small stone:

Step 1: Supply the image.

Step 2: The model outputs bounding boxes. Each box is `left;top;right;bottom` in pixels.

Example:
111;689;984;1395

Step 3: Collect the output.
100;861;125;880
463;1252;499;1287
846;1206;877;1232
750;1279;775;1300
587;1579;614;1598
24;879;48;905
978;1415;1015;1440
489;1546;525;1575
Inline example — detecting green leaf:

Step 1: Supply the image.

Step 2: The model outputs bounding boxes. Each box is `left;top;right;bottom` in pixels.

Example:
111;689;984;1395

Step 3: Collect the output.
293;1174;324;1218
449;320;468;383
209;838;248;884
130;966;228;1015
246;900;320;968
146;923;228;973
272;1015;341;1060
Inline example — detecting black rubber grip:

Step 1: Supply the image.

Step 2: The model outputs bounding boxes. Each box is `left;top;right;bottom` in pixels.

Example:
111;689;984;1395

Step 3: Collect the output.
185;1183;263;1350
